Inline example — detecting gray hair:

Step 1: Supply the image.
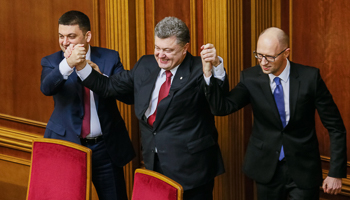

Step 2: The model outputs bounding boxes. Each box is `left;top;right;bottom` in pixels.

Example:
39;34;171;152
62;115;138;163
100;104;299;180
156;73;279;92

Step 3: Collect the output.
154;17;190;46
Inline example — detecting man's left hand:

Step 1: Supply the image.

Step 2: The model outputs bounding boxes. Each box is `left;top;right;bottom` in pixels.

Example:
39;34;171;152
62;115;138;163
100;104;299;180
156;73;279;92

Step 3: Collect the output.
322;176;342;195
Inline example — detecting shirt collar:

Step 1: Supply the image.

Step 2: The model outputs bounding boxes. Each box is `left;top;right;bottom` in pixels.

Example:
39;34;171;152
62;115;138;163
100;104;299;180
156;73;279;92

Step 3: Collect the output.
85;45;91;61
160;65;180;77
268;58;290;84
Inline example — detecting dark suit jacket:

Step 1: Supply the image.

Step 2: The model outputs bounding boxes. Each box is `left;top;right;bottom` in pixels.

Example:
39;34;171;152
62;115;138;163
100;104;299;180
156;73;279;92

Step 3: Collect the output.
205;62;347;189
40;46;135;167
82;52;225;190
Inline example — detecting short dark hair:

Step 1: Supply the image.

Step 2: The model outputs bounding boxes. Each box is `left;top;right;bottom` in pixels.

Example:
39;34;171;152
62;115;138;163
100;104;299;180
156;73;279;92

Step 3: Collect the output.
58;10;91;34
154;17;190;46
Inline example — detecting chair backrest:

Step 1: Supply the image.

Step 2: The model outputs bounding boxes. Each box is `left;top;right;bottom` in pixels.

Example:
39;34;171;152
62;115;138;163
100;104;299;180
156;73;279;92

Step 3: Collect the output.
132;168;183;200
26;138;92;200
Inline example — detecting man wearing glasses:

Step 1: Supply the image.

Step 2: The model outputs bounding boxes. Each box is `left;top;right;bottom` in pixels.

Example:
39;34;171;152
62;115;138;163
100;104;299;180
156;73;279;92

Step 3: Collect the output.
201;27;346;199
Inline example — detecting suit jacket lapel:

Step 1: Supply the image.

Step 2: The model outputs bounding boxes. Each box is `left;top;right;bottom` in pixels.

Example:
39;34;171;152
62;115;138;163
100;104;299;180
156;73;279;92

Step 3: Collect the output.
138;66;161;120
258;69;283;127
288;62;300;125
153;53;192;129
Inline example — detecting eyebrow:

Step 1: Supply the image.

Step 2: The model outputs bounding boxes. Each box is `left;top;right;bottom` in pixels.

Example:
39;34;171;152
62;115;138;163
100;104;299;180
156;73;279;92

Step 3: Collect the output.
58;33;77;36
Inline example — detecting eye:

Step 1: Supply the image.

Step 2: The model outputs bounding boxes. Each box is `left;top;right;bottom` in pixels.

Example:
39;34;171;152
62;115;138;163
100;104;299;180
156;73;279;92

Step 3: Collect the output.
256;53;263;59
69;36;76;39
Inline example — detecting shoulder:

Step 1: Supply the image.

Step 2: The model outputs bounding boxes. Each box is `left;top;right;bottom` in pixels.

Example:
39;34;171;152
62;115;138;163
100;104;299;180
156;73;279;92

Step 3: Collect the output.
242;64;263;75
290;61;319;72
42;51;63;61
91;46;119;57
290;61;320;79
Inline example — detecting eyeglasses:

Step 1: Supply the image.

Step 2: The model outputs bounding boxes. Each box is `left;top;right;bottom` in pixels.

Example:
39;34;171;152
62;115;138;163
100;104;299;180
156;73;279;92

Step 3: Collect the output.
253;48;288;62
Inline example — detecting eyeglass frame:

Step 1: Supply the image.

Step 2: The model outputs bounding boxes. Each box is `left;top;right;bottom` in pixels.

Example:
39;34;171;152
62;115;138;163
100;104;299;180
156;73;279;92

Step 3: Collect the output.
253;48;288;62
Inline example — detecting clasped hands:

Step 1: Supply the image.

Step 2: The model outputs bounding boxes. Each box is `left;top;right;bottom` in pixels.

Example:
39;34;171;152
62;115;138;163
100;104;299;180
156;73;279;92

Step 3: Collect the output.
64;44;101;74
200;43;220;78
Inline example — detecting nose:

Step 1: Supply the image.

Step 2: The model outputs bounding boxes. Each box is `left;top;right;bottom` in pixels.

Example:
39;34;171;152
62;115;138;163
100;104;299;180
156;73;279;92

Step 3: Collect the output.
260;56;269;65
159;51;166;58
62;37;69;46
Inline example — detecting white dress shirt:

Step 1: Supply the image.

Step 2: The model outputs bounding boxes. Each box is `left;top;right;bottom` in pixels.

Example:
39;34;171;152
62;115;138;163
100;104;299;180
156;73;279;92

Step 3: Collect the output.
144;67;178;118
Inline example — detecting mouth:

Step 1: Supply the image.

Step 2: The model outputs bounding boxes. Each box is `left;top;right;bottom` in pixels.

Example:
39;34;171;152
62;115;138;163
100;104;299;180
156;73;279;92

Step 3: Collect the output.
159;58;169;64
262;66;270;71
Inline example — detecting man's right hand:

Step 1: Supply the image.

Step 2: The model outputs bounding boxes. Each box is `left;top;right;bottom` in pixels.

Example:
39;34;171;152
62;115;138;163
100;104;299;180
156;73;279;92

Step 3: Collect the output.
66;44;86;69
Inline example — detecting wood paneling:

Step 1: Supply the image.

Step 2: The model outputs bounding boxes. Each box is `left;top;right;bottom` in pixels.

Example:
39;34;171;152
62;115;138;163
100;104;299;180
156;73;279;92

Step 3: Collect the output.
0;0;98;123
105;1;141;198
203;1;247;199
0;1;102;200
0;159;30;200
288;0;350;198
291;0;350;165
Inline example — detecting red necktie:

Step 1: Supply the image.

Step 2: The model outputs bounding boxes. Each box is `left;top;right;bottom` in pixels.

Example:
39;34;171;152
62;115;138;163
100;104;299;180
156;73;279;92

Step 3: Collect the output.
81;87;90;138
147;70;173;126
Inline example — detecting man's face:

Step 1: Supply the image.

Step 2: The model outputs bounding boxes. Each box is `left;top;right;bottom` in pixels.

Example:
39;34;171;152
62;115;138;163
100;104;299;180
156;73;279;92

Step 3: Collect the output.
58;24;90;52
154;36;189;71
256;36;289;76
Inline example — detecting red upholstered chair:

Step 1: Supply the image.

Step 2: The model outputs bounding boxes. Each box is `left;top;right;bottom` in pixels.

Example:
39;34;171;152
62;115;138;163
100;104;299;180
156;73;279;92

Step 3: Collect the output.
132;168;183;200
26;138;92;200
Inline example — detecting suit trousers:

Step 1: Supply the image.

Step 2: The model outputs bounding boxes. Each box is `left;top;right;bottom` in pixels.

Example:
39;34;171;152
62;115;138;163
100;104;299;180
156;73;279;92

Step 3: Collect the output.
85;140;128;200
256;160;319;200
154;153;215;200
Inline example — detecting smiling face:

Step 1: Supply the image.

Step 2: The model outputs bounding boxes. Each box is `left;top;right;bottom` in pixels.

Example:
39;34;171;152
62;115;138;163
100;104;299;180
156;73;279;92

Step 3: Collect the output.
58;24;91;52
154;36;189;71
256;29;290;76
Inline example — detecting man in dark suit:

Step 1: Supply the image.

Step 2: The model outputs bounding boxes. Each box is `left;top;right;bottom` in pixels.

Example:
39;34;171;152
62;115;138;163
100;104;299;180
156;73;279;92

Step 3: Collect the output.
70;17;225;200
203;27;347;199
40;10;135;200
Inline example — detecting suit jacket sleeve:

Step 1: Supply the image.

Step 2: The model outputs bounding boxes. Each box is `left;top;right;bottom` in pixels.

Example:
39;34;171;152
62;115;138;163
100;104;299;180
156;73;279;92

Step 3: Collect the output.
108;51;134;104
314;69;347;178
205;72;250;116
40;55;66;96
82;58;137;100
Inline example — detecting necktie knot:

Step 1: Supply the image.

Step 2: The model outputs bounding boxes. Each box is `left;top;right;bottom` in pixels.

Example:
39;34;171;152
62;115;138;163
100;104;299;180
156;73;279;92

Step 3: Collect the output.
165;70;172;79
274;77;281;86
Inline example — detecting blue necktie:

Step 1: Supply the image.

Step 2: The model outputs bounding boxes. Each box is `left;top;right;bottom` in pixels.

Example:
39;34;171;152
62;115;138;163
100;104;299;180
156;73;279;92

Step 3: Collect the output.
274;77;285;161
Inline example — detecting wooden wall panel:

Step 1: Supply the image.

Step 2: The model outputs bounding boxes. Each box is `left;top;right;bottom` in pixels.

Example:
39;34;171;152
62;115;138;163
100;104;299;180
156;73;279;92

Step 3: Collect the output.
203;1;247;199
105;1;139;199
0;0;98;124
0;1;100;200
291;0;350;165
290;0;350;198
0;159;30;200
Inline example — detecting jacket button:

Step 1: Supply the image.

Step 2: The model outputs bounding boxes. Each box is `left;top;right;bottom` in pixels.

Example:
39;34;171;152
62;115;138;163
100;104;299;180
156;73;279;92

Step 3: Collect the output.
153;132;156;136
276;151;279;154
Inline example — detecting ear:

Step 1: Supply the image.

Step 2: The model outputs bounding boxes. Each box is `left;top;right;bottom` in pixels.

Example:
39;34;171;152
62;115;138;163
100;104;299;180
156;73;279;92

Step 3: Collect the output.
183;43;189;55
283;48;290;58
85;31;92;43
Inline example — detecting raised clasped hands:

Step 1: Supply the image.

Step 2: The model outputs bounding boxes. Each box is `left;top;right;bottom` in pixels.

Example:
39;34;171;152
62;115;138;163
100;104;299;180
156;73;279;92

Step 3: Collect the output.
200;43;220;78
64;44;87;71
322;176;342;195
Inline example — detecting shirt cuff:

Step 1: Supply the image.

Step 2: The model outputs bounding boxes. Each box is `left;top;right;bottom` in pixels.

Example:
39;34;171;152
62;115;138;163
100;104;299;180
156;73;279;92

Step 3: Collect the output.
59;58;74;79
76;63;92;81
203;56;226;85
212;56;225;80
